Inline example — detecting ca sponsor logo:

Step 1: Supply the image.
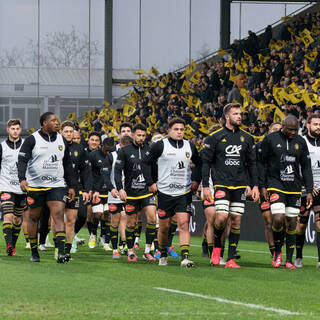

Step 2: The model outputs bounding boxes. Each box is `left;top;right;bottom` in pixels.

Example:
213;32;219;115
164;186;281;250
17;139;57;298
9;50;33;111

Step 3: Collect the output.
225;145;242;157
225;159;240;166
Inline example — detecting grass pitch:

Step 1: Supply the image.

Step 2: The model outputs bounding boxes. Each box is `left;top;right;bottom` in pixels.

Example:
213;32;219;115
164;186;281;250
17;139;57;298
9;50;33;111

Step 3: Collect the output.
0;231;320;320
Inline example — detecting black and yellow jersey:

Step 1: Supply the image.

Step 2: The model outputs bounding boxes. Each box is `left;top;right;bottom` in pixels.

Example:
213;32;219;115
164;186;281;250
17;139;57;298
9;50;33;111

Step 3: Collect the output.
201;125;258;189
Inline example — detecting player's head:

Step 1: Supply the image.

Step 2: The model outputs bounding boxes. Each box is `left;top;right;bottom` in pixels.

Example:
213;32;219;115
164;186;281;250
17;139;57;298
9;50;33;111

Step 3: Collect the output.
223;103;242;128
120;135;133;147
307;113;320;139
40;112;59;133
73;130;81;144
88;131;101;151
119;122;133;138
101;137;114;154
132;123;147;146
168;118;185;141
282;115;299;140
268;122;282;134
7;119;22;141
60;121;75;143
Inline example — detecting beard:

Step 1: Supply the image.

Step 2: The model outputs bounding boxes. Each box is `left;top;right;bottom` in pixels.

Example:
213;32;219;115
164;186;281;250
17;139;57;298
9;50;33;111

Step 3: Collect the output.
310;128;320;139
230;118;241;128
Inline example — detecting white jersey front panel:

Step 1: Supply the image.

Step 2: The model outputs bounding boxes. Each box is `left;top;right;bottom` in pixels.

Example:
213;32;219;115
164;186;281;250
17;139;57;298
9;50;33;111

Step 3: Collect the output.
0;140;24;194
26;132;66;188
157;138;192;196
304;136;320;188
108;150;123;204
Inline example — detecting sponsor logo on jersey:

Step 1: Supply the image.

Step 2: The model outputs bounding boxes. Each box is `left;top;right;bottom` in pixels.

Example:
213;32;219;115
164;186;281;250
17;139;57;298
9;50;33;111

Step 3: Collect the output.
176;161;185;169
1;193;11;201
108;204;117;212
74;151;78;157
215;190;226;199
295;144;299;150
125;204;135;213
169;183;186;189
260;201;270;210
225;159;240;166
225;145;242;157
41;175;58;182
158;209;166;218
27;197;34;205
270;194;279;202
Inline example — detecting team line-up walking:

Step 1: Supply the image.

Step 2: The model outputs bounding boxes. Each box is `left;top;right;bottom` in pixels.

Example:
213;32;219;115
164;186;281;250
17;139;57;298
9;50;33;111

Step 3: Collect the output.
0;104;319;269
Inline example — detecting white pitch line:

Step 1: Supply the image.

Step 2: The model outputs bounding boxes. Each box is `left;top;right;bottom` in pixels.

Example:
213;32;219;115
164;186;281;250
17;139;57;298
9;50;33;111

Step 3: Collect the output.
154;287;304;316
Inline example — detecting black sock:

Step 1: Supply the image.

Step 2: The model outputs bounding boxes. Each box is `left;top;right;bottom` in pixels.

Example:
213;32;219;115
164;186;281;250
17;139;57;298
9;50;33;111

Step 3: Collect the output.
208;243;213;258
125;227;134;249
24;233;29;244
100;220;106;239
159;245;167;258
296;231;305;259
75;215;87;234
272;226;284;255
3;223;13;246
134;222;142;242
12;223;22;248
220;248;225;258
39;223;49;245
286;230;296;263
269;245;275;256
29;237;38;256
227;228;240;261
55;231;66;255
65;242;72;255
110;226;118;250
180;244;190;260
105;222;111;244
87;221;93;235
317;229;320;262
91;222;98;236
146;224;156;246
53;237;57;248
213;224;225;248
167;221;177;247
154;229;159;251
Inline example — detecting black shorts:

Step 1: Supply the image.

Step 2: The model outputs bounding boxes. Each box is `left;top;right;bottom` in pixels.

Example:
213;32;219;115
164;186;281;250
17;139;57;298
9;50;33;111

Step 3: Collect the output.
157;191;192;220
27;187;67;208
125;194;156;216
300;193;320;215
269;191;301;217
66;197;80;210
108;203;124;215
0;192;26;209
214;187;246;215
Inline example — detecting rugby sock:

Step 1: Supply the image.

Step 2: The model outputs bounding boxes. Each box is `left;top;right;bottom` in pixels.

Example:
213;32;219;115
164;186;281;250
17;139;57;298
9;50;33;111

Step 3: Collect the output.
134;222;142;243
65;242;72;255
100;220;106;239
285;230;296;263
317;229;320;262
180;244;190;260
227;228;240;261
159;245;167;258
208;243;213;258
213;224;225;248
24;233;29;244
167;221;177;247
269;245;275;256
87;221;93;235
53;237;57;248
29;237;38;254
105;222;111;244
55;231;66;255
296;231;305;259
91;222;98;236
272;226;284;254
125;227;135;249
12;223;22;248
220;248;225;258
3;223;13;246
110;226;118;250
154;229;159;251
146;224;156;245
75;216;87;234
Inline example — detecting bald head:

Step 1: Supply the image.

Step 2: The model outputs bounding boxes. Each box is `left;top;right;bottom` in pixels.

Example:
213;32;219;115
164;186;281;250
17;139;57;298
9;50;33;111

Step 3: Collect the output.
282;115;298;139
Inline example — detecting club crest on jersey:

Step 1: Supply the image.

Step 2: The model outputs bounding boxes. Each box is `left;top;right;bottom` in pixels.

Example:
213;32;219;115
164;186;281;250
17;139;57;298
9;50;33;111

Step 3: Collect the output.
240;136;244;142
74;151;78;157
295;144;299;150
221;138;227;143
186;152;190;158
58;145;63;151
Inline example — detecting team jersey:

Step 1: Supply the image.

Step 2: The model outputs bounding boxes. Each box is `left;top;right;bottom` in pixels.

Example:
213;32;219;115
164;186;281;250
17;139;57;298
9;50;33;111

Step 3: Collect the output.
201;126;258;188
0;138;24;194
260;130;313;194
108;150;123;204
303;135;320;188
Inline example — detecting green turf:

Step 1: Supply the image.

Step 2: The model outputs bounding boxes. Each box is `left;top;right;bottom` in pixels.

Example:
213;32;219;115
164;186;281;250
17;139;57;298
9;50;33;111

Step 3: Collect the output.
0;231;320;320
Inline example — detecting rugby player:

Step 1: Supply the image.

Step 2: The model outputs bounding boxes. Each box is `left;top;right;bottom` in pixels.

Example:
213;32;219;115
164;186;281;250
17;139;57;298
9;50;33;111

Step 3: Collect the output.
17;112;77;263
202;103;259;269
144;118;202;267
294;114;320;268
260;115;313;269
256;122;282;256
115;123;157;263
0;119;25;255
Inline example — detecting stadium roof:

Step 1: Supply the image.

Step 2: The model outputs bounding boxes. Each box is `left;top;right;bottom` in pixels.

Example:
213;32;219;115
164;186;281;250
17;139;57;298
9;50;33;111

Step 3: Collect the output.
0;67;139;86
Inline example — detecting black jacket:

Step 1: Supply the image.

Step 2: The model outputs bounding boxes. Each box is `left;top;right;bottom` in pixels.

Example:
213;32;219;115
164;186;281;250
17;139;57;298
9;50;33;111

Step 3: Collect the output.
201;126;258;188
260;131;313;193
